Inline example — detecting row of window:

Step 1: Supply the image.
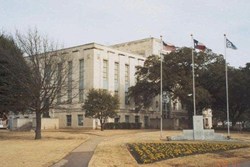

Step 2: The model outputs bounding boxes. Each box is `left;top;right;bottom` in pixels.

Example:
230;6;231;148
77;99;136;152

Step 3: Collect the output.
155;100;183;110
57;59;131;105
66;114;149;127
115;115;149;127
66;114;83;126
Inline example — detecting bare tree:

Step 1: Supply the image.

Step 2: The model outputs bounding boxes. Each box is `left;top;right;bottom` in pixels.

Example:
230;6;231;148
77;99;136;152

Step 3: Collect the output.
16;29;74;139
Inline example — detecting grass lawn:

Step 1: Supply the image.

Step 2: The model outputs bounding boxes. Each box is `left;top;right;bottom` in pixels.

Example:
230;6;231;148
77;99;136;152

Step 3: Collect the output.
1;129;250;167
89;130;250;167
0;129;144;167
0;130;89;167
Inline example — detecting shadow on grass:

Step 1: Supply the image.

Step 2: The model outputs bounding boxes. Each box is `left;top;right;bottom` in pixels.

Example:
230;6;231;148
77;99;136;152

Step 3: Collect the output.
215;147;250;160
0;130;89;140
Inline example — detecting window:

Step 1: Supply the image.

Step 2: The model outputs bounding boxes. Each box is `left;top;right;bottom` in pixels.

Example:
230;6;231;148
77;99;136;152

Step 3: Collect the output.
114;62;119;91
79;59;84;102
103;60;108;89
125;64;129;91
44;97;49;111
66;115;72;126
135;116;140;123
173;101;177;110
78;114;84;126
156;101;159;108
179;102;182;110
125;115;130;123
125;91;129;105
57;63;62;104
144;116;149;128
114;117;120;123
44;64;51;84
67;61;73;103
114;91;119;97
125;64;129;105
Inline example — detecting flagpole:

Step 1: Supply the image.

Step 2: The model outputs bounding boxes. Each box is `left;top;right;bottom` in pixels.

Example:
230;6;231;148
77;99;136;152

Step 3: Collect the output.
224;34;230;138
160;35;163;139
191;34;196;116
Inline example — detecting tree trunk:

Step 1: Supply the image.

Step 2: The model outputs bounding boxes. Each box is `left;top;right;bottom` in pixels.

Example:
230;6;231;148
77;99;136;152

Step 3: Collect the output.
232;119;237;127
35;111;42;139
100;119;104;131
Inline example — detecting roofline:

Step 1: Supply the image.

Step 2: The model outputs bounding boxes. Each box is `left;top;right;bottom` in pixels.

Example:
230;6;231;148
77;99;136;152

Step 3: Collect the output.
110;37;160;47
56;42;106;52
50;42;145;58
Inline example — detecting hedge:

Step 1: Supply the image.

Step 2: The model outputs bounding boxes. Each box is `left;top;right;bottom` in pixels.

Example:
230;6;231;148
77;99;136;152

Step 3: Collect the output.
104;122;142;129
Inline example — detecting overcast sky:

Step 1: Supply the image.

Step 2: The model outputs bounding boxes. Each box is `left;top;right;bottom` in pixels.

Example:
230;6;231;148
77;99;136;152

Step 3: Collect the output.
1;0;249;67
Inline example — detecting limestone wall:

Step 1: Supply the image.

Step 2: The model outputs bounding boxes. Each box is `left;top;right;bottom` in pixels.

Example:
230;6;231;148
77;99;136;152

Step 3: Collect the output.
53;110;93;129
32;118;59;130
9;118;32;130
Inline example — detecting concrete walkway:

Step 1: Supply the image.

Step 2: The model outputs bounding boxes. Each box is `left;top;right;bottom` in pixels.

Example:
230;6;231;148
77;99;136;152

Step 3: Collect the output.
51;136;104;167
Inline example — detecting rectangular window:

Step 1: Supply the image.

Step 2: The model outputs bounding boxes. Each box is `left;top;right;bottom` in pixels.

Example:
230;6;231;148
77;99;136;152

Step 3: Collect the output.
67;61;73;103
79;59;84;102
125;115;130;123
66;115;72;126
125;64;130;105
135;115;140;123
44;64;51;84
78;114;84;126
125;64;129;91
114;117;120;123
156;101;159;108
103;60;108;89
57;63;62;104
125;91;129;105
144;116;149;128
44;98;49;111
114;62;119;91
173;101;177;110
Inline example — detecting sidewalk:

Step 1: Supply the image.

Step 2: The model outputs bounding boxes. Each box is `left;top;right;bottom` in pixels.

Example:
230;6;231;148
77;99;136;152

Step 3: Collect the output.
51;136;104;167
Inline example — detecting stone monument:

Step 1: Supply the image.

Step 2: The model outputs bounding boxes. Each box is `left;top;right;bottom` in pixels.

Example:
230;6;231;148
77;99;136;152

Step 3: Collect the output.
203;108;213;129
169;109;226;141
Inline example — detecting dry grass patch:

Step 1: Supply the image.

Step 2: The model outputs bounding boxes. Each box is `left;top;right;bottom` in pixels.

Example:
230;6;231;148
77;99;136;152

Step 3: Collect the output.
0;129;152;167
0;130;89;167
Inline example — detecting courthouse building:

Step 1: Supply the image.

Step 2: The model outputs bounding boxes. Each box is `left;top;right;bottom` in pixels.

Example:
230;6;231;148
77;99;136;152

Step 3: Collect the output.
50;37;188;129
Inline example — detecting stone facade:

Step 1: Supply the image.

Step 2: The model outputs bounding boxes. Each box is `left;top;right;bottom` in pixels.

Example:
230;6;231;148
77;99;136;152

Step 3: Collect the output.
48;37;188;129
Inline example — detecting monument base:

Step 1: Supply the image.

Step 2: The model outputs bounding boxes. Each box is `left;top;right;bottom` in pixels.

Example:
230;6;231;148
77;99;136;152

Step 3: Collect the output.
168;116;227;141
169;129;226;141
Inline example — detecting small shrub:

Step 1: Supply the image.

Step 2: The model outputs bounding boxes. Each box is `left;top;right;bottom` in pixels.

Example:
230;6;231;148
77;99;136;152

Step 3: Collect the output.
104;122;142;129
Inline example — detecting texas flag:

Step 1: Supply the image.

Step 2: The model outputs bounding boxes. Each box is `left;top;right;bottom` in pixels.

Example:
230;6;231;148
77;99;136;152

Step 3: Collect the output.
193;39;206;51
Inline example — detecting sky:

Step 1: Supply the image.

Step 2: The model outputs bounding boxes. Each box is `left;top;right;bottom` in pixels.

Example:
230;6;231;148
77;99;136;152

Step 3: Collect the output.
1;0;250;67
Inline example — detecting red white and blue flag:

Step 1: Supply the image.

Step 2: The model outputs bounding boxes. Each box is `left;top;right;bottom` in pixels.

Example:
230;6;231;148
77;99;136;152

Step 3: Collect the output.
163;41;176;52
193;39;206;51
